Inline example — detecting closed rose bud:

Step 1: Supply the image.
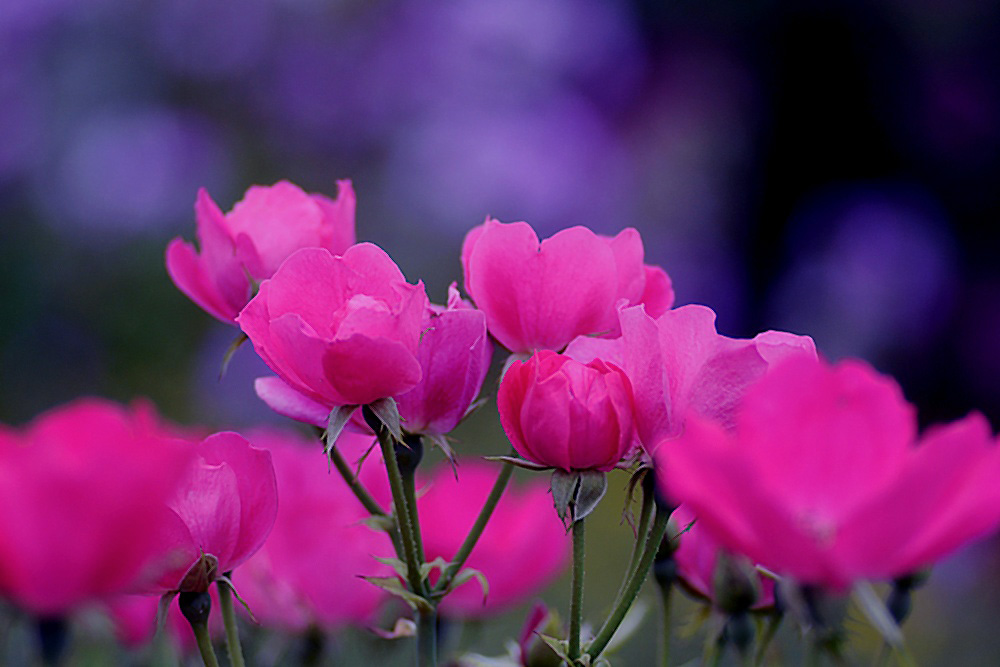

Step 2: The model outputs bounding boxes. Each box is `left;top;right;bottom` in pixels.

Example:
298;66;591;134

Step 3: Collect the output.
498;350;634;472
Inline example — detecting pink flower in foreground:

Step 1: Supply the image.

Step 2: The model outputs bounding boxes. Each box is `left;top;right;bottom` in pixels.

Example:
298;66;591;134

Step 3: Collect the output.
461;219;673;353
671;506;774;610
153;432;277;594
418;463;570;617
235;429;391;631
498;350;634;472
238;244;428;408
619;303;816;451
658;357;1000;590
167;180;356;323
0;399;194;616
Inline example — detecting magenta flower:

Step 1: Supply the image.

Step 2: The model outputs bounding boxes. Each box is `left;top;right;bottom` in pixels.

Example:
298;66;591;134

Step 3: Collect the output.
619;303;816;450
166;180;356;323
498;350;634;472
106;590;221;650
153;432;277;594
395;284;492;436
417;463;570;617
658;357;1000;590
238;243;428;408
0;399;194;616
461;218;672;353
234;429;391;631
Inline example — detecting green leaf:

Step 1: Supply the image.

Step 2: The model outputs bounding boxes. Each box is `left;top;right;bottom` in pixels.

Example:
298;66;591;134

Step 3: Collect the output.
536;633;570;663
359;515;397;534
371;555;410;581
419;557;450;581
324;404;359;457
360;576;433;613
218;332;248;380
367;396;404;443
450;567;490;604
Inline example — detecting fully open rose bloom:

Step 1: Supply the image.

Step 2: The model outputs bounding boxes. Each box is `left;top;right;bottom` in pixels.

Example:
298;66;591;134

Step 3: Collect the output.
254;283;490;436
658;356;1000;590
153;432;277;594
498;350;634;471
0;399;194;615
167;180;356;324
461;218;673;353
238;243;428;408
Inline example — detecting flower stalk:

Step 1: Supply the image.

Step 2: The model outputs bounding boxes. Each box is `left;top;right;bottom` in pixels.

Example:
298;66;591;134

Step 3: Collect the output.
217;575;246;667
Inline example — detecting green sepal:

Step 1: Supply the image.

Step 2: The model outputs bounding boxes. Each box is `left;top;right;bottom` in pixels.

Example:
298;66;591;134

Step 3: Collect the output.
419;556;450;581
359;515;397;534
370;618;417;640
449;567;490;605
366;396;404;443
852;581;903;648
323;404;359;457
217;572;258;624
536;634;571;664
219;332;249;380
484;455;551;471
551;469;608;527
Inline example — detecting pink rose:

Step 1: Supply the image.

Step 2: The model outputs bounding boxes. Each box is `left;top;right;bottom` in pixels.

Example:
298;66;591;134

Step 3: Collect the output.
658;356;1000;590
395;284;492;436
619;303;816;451
154;432;277;594
238;244;428;408
498;350;634;472
166;180;356;324
0;399;195;615
461;219;672;353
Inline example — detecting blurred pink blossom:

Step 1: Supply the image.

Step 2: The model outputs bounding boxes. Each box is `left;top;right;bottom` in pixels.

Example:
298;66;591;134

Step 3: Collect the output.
658;356;1000;590
167;180;356;323
0;399;194;615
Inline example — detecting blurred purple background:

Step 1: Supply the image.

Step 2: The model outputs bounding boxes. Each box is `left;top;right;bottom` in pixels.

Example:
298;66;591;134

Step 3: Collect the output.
2;0;999;662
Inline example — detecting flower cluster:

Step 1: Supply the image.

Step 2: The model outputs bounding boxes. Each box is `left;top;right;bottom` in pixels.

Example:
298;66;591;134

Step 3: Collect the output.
3;178;997;667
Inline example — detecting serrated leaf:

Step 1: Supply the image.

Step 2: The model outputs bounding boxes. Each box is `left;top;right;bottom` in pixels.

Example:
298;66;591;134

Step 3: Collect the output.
370;618;417;640
360;575;433;613
218;332;249;380
852;581;903;648
324;404;359;456
371;556;411;580
450;567;490;604
536;633;570;662
484;455;551;471
367;396;404;443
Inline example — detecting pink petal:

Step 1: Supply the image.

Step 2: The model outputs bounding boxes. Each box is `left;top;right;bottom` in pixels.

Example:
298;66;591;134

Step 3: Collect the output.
255;376;330;427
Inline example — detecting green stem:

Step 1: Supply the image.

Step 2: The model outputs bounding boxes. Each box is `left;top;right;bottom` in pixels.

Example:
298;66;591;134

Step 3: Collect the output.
417;607;438;667
585;507;670;662
611;480;654;610
401;466;426;566
325;433;404;558
190;622;220;667
569;517;587;661
431;460;514;596
217;577;246;667
754;614;782;666
375;426;425;596
658;579;672;667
